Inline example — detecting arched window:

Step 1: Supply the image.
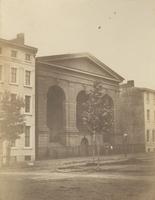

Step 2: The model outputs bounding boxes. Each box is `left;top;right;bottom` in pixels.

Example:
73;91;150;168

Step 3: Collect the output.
47;85;65;143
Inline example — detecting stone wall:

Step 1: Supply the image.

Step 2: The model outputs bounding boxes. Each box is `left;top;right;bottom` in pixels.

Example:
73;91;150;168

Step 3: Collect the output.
116;87;145;153
36;60;121;159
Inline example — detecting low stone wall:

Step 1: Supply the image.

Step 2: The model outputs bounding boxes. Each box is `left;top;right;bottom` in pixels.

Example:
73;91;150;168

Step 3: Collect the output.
37;145;115;159
113;144;145;154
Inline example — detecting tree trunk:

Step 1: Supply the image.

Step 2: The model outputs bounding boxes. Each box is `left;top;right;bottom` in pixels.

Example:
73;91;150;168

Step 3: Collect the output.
6;142;11;166
3;140;11;166
96;135;100;169
91;133;95;163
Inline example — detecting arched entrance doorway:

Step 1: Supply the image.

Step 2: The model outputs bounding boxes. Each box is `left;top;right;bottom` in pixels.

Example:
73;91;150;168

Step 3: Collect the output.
80;137;89;156
47;85;65;143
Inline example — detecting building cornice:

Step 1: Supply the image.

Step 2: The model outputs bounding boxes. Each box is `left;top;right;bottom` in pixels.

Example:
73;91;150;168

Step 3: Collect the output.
37;60;121;84
0;38;38;54
135;87;155;93
37;52;124;82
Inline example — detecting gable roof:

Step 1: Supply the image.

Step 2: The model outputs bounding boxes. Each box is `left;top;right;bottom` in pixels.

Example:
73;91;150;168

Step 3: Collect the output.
37;52;124;83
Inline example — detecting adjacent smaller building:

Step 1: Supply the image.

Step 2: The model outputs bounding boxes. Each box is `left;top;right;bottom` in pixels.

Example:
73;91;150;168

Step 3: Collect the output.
117;81;155;153
0;33;37;162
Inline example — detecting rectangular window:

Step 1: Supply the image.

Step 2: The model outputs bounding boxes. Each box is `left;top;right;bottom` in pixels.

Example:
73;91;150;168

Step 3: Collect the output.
25;95;31;113
146;92;149;103
0;123;1;136
146;130;150;142
11;93;17;101
25;155;31;161
25;70;31;86
11;140;16;147
153;94;155;105
152;130;155;142
25;126;30;147
25;54;31;61
147;109;150;121
0;92;2;101
11;67;17;83
11;50;17;58
0;65;2;81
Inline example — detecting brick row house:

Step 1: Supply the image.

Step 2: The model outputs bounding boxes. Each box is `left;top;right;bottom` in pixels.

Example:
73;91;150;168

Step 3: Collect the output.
0;34;37;162
117;81;155;153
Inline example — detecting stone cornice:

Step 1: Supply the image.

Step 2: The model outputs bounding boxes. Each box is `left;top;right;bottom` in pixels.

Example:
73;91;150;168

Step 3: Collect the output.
37;66;120;91
37;60;121;84
37;52;124;82
0;56;35;67
0;38;38;54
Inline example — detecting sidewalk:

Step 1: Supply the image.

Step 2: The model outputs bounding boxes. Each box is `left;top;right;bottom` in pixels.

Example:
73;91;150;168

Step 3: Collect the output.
34;152;154;167
0;153;154;172
35;154;129;169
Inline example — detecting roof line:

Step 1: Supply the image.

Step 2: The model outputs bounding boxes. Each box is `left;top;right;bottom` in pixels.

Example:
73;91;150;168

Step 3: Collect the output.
0;38;38;53
37;52;88;60
37;52;124;81
86;53;124;81
37;60;122;83
135;87;155;93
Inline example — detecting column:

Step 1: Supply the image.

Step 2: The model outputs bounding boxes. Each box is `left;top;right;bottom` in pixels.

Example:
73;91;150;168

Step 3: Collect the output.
65;83;78;133
65;83;79;146
37;85;49;158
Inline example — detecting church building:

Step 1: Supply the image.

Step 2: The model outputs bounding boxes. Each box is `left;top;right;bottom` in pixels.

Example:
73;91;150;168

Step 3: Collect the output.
36;53;124;159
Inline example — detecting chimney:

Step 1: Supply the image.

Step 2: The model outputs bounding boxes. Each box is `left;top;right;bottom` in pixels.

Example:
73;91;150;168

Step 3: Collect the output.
120;80;135;91
127;80;134;87
16;33;25;44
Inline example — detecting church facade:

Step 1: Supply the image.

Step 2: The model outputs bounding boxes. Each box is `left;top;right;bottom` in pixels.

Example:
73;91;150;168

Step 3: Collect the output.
36;53;124;159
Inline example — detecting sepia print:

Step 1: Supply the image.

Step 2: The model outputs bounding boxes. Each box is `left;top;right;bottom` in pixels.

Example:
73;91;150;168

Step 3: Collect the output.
0;0;155;199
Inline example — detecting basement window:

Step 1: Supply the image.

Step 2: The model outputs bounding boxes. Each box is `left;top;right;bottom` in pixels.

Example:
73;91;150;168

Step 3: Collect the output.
25;156;31;161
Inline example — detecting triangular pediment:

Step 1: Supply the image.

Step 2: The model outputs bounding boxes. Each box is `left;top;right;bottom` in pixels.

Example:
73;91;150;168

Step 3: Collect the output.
37;53;124;82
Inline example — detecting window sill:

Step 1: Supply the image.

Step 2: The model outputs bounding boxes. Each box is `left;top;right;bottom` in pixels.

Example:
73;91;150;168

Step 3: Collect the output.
24;112;33;116
11;147;33;150
23;147;32;150
9;82;18;86
11;147;18;149
24;85;32;89
25;60;32;64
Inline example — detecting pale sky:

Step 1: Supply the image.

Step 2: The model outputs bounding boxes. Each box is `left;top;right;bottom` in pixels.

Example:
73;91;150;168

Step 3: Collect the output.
1;0;155;88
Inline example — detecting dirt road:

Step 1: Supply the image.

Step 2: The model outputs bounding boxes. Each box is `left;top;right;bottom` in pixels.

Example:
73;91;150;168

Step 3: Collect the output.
0;167;155;200
0;154;155;200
